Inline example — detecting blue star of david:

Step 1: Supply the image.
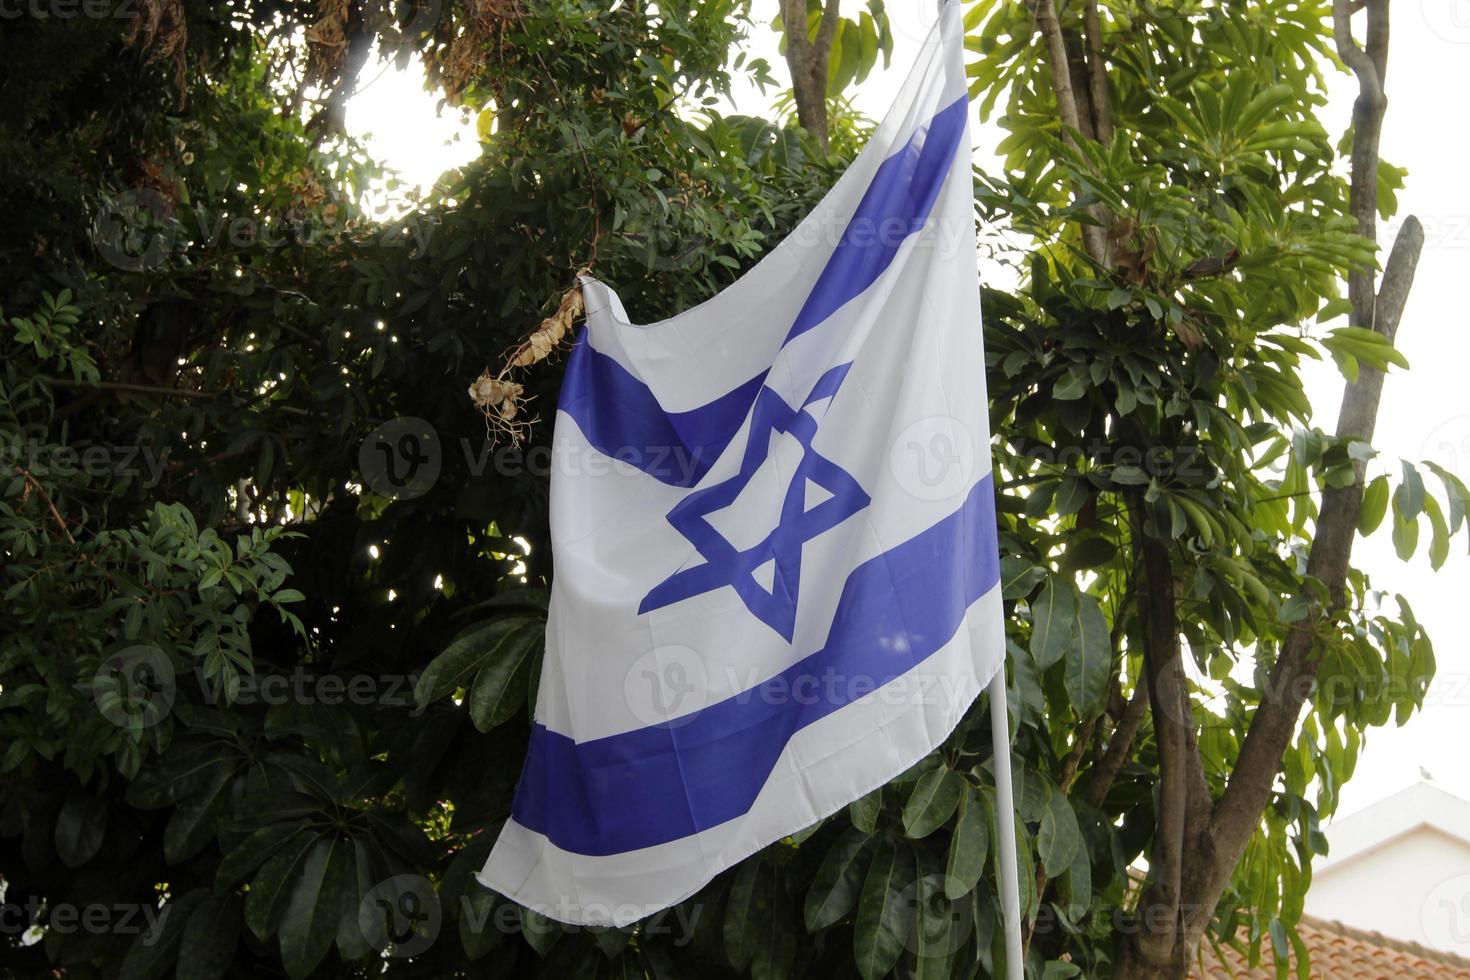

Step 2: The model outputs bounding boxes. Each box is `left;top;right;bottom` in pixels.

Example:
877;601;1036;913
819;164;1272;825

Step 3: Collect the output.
639;363;870;641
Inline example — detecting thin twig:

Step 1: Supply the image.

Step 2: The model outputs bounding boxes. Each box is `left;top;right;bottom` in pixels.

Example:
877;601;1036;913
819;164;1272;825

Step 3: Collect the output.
45;379;219;399
12;465;75;544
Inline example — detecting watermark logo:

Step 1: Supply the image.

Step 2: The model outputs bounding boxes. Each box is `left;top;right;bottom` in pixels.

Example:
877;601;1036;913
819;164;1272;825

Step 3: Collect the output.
1422;872;1470;947
897;873;974;958
624;645;710;728
359;417;441;499
92;188;176;272
359;875;441;958
90;645;175;730
1424;0;1470;44
889;415;976;501
1421;414;1470;483
887;0;942;44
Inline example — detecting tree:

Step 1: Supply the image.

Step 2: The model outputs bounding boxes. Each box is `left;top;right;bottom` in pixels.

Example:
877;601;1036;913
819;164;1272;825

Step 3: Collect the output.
0;1;1461;979
0;2;834;976
964;0;1452;974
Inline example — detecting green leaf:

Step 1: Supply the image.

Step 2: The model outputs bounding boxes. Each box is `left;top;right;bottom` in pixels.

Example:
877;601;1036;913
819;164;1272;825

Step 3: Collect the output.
850;787;882;833
55;790;108;867
280;837;352;978
911;852;956;977
466;621;542;730
244;832;318;941
217;823;304;891
944;789;990;900
1053;365;1089;401
1000;556;1045;600
177;893;242;980
165;767;234;864
336;841;376;961
751;883;799;980
853;842;914;980
1061;535;1116;572
1030;579;1078;671
459;889;505;960
903;767;965;838
1175;495;1215;546
1392;510;1419;561
1037;792;1082;877
724;859;764;971
1064;596;1110;717
1395;461;1425;522
1425;494;1450;570
1054;478;1089;517
1059;827;1092;919
118;889;205;980
805;827;875;930
1426;461;1469;535
1358;475;1389;535
414;616;537;707
126;741;226;809
1322;326;1409;372
521;909;561;957
1110;464;1150;486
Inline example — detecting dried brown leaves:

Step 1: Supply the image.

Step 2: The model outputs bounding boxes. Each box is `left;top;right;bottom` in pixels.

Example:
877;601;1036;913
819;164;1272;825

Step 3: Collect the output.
304;0;353;88
435;0;522;106
470;278;586;444
125;0;189;92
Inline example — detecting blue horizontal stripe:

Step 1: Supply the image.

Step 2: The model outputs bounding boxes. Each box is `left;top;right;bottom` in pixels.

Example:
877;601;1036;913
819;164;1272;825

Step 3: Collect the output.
558;340;764;487
510;472;998;856
786;94;970;343
556;95;970;486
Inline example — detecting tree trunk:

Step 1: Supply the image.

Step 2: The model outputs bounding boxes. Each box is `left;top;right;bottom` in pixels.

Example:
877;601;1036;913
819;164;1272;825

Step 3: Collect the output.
781;0;841;148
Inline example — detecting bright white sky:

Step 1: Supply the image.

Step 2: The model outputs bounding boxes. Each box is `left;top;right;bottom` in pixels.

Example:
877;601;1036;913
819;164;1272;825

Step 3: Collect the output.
347;2;1470;821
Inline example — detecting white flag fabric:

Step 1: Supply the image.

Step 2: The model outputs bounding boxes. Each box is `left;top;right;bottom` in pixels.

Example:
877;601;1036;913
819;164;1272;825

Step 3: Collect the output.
479;1;1003;928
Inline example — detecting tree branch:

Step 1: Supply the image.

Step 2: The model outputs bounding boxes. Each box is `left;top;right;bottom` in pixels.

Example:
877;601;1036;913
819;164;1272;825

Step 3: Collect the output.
1181;0;1419;945
13;465;76;544
45;378;220;399
1082;0;1113;144
1023;712;1099;951
1027;0;1110;264
1333;0;1388;325
1084;679;1147;807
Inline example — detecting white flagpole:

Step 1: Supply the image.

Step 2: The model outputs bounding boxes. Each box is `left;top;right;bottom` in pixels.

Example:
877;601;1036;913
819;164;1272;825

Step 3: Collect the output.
933;0;1023;971
987;670;1025;979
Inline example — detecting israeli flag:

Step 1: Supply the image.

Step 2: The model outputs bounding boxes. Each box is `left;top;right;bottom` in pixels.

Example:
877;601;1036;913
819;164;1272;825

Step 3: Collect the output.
480;1;1003;927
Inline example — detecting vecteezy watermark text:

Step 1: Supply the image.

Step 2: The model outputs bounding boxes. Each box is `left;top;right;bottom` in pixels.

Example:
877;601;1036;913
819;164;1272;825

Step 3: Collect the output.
0;0;137;18
0;897;170;944
3;437;171;489
91;188;437;272
193;666;425;716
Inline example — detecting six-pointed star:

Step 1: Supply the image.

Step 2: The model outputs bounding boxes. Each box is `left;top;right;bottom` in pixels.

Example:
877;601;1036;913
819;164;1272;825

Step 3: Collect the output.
639;363;870;641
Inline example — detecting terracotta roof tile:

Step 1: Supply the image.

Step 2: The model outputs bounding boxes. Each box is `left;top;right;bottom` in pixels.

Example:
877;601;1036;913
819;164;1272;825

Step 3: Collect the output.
1191;915;1470;979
